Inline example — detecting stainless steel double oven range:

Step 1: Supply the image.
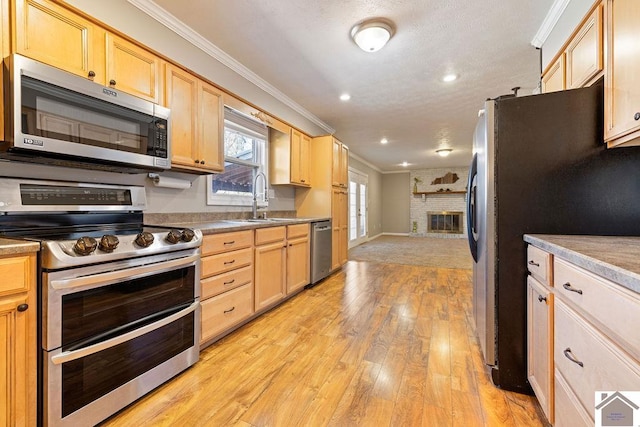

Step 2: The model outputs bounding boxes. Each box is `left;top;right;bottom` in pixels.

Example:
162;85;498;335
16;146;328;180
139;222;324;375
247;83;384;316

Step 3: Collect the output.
0;178;202;426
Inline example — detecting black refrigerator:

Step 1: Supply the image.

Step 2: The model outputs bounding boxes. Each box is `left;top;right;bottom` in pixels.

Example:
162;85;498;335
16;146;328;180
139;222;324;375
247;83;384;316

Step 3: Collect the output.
466;81;640;393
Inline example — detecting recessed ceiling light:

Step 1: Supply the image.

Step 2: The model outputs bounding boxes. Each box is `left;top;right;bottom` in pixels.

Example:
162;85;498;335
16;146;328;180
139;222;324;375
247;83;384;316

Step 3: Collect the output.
436;148;453;157
401;161;408;167
340;93;351;101
380;138;388;144
442;74;458;82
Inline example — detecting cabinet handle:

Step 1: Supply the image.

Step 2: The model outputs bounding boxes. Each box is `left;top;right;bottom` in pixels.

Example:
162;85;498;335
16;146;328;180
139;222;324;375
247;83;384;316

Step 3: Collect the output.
563;348;584;367
223;306;235;314
634;112;640;121
17;304;29;312
224;259;236;265
223;279;235;285
562;282;583;295
88;70;96;79
301;179;306;183
223;241;235;245
109;79;116;86
537;295;547;303
194;159;201;164
528;260;540;267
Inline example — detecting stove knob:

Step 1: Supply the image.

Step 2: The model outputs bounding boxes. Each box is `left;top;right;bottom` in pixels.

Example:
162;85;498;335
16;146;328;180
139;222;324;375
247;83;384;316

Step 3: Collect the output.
135;231;155;248
166;229;183;244
181;228;195;242
99;234;120;252
73;236;98;255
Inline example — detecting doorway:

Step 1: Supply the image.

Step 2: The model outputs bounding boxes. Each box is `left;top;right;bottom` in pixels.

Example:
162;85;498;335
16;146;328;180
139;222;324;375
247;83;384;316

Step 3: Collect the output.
348;169;368;248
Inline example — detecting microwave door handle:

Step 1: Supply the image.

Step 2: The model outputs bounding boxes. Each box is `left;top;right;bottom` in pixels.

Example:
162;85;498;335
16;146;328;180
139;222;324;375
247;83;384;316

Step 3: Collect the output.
50;301;198;365
49;254;200;290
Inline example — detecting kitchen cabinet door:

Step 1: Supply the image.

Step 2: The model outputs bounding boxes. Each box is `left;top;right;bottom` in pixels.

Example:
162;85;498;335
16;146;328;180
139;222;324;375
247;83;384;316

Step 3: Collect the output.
541;54;565;93
331;188;348;270
0;253;36;427
254;240;286;311
198;81;224;172
106;33;161;103
566;4;603;89
165;64;224;173
605;0;640;147
14;0;105;82
527;276;554;424
287;235;309;294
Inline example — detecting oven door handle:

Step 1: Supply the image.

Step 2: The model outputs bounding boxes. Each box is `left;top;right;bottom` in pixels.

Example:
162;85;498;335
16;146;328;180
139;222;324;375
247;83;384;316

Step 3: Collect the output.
50;301;199;365
50;254;200;290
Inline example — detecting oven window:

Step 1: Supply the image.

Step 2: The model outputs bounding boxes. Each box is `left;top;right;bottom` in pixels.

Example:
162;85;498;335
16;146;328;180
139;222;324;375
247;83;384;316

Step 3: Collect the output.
61;313;194;417
20;76;164;156
62;265;195;348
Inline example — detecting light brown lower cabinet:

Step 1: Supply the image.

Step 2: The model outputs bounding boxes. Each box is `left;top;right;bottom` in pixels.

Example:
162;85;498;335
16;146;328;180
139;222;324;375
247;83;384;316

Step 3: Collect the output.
254;227;287;311
200;231;254;345
286;223;310;294
0;252;37;426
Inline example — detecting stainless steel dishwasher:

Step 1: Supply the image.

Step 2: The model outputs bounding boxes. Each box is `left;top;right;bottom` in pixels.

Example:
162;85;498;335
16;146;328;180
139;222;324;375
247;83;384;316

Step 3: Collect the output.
310;220;332;285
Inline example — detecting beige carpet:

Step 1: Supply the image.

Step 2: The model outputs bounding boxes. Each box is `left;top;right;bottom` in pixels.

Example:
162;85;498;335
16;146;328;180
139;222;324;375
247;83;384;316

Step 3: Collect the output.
349;235;472;269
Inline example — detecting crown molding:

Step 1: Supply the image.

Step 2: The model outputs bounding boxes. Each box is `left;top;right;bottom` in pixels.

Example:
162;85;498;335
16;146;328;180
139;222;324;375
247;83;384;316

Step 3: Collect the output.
349;152;383;173
127;0;335;134
531;0;571;48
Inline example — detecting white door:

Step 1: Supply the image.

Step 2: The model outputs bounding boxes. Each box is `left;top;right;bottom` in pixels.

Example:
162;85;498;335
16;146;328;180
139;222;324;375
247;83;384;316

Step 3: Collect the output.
348;169;368;248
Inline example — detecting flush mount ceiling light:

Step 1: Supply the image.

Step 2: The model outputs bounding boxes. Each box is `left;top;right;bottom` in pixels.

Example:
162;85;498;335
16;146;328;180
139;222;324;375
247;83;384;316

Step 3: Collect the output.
339;93;351;101
436;148;453;157
350;19;394;52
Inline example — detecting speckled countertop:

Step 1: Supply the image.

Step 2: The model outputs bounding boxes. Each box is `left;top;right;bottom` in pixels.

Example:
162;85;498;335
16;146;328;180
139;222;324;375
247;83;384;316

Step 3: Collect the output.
144;214;331;235
524;234;640;294
0;238;40;256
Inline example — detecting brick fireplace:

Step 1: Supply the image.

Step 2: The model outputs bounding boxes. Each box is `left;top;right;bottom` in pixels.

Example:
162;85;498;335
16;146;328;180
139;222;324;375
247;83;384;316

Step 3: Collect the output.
410;167;468;239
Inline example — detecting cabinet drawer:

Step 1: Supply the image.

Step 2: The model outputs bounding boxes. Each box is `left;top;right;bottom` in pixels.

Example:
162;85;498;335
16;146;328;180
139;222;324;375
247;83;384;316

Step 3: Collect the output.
201;230;253;256
527;245;552;285
255;226;286;245
554;299;640;415
555;257;640;358
200;283;253;343
0;255;32;296
201;265;253;300
287;223;309;239
554;369;593;427
201;247;252;277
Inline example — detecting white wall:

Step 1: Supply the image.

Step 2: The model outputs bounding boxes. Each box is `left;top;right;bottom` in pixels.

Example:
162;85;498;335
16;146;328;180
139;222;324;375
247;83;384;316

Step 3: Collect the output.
541;0;596;70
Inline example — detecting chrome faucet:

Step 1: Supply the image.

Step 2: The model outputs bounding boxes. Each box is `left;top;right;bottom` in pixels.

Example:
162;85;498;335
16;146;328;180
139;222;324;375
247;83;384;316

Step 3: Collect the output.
252;171;267;219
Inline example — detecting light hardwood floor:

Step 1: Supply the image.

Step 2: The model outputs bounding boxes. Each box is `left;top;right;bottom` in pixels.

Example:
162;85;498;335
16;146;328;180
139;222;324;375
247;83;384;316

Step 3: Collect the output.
102;261;547;426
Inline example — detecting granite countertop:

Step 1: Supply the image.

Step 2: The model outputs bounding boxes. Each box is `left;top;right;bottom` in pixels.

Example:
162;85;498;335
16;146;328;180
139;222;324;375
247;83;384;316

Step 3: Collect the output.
524;234;640;294
0;238;40;256
150;217;331;235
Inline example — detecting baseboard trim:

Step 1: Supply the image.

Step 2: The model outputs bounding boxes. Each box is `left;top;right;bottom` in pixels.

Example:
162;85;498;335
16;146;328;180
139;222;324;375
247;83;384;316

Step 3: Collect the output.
381;232;410;236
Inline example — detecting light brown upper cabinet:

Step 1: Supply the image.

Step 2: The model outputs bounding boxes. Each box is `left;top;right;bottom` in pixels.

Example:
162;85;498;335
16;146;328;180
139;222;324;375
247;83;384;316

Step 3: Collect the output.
605;0;640;147
270;127;311;187
541;54;565;93
566;4;603;89
331;138;349;188
165;63;224;173
105;33;161;104
13;0;105;82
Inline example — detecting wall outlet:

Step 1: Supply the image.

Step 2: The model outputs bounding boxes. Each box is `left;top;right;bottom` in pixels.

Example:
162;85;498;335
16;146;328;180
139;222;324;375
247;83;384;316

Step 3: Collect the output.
268;189;275;199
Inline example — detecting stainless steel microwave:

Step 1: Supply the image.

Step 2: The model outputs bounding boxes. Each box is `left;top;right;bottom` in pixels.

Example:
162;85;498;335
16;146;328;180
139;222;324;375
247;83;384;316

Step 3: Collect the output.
1;55;171;172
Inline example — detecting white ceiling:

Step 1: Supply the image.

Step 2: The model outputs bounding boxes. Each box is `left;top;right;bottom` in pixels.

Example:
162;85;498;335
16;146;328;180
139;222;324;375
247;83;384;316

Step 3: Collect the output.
150;0;555;172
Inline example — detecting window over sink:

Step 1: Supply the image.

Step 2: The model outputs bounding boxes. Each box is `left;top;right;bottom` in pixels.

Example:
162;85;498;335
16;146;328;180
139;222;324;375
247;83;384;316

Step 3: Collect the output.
207;107;269;207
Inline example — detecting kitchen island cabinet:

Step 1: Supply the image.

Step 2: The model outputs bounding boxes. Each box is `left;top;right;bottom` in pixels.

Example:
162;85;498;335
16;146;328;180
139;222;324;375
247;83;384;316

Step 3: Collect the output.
524;234;640;426
0;241;38;427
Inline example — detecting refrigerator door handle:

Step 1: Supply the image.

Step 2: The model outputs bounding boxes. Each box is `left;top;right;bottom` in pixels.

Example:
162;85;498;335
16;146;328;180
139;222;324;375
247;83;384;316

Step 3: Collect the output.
467;153;478;262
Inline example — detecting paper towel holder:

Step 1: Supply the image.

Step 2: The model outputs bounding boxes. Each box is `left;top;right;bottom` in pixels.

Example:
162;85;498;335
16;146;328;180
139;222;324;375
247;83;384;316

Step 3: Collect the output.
147;173;192;189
